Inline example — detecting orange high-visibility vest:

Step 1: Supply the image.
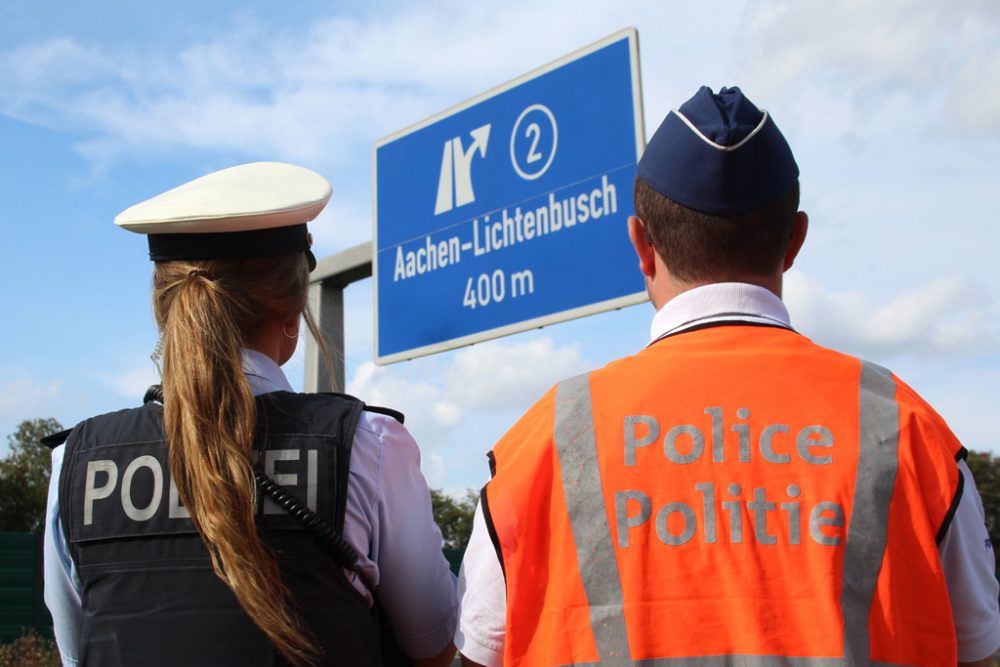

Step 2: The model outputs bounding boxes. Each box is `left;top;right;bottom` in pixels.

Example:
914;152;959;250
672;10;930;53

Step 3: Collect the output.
483;325;963;666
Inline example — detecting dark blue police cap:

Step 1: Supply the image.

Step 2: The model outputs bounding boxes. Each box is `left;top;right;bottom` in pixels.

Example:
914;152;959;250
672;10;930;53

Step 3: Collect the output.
637;86;799;216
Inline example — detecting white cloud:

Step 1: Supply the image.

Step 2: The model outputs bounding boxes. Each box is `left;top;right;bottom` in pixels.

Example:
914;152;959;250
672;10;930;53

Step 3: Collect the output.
347;360;463;447
96;363;161;399
785;271;995;359
0;377;63;422
0;1;669;174
445;337;588;409
737;0;1000;134
341;335;588;485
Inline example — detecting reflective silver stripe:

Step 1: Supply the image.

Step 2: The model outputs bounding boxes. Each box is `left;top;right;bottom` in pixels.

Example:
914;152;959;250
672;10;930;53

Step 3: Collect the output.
554;373;631;659
553;363;903;667
557;656;900;666
841;361;899;663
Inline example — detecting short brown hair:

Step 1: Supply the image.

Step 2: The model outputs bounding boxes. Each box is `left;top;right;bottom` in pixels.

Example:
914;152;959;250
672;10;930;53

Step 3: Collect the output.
633;176;800;283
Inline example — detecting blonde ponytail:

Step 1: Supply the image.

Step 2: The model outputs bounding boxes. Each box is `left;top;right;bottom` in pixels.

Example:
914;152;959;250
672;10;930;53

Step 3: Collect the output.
153;254;319;665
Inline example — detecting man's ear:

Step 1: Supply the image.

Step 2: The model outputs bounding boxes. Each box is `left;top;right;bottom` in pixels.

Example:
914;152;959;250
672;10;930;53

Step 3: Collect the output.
782;211;809;272
628;215;657;278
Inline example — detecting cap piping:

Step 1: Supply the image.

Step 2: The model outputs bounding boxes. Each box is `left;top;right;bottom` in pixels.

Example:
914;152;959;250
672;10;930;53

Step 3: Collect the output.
669;108;770;153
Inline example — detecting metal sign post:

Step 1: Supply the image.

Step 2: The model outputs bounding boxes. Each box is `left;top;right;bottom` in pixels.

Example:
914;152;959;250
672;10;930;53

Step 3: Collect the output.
373;28;646;365
304;242;372;393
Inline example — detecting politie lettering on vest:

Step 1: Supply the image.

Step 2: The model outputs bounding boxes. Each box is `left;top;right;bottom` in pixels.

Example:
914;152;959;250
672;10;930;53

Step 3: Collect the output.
81;447;320;526
457;82;1000;667
614;407;844;549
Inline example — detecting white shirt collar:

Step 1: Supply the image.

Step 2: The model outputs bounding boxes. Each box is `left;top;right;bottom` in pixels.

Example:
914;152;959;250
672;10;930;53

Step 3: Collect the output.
241;349;294;396
649;282;791;343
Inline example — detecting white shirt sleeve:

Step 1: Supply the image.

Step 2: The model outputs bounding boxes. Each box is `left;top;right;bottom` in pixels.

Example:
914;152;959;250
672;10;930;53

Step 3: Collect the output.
455;460;1000;665
346;413;458;659
455;503;506;667
42;444;82;666
940;460;1000;662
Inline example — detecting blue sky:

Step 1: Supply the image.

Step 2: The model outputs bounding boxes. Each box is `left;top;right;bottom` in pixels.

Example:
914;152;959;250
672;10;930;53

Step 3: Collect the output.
1;1;997;493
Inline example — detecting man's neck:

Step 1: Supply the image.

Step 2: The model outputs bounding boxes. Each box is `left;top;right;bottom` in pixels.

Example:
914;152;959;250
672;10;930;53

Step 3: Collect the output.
653;273;783;311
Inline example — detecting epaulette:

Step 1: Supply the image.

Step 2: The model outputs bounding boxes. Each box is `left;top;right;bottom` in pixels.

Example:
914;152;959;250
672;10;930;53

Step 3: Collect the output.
40;429;73;449
363;404;405;425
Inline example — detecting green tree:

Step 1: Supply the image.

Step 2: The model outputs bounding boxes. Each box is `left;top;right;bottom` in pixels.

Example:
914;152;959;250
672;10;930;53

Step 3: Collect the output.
0;418;63;533
967;450;1000;550
430;488;477;551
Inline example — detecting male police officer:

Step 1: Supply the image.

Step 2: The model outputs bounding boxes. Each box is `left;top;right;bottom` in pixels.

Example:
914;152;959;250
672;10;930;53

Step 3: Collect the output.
455;87;1000;666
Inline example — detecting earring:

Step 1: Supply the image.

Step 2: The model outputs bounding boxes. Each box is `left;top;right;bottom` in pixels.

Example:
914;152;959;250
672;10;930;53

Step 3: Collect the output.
282;324;300;339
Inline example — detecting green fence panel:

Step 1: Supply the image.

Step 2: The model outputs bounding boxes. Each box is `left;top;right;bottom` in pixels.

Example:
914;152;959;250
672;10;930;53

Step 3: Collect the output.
442;548;465;576
2;532;465;646
0;532;52;644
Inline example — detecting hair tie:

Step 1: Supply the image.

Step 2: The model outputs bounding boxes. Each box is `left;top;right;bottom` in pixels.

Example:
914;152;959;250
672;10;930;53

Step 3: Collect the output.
187;269;214;280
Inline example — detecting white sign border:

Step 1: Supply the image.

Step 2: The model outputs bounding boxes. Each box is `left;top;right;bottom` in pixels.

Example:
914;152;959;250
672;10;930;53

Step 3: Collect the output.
372;27;646;365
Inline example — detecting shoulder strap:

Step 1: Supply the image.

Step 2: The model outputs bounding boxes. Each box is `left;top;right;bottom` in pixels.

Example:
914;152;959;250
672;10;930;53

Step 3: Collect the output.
333;397;365;535
41;428;73;449
316;392;404;532
363;404;404;424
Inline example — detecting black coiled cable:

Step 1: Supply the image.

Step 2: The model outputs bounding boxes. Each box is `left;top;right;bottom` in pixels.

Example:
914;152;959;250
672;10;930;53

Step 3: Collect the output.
143;384;365;577
144;384;164;404
253;465;362;571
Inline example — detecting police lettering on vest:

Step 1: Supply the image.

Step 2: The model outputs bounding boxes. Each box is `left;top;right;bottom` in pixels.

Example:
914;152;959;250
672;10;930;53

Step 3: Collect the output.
80;445;320;531
615;405;844;549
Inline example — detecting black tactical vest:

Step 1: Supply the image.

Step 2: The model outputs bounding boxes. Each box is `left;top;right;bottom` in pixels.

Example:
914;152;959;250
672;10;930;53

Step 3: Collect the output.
58;391;392;667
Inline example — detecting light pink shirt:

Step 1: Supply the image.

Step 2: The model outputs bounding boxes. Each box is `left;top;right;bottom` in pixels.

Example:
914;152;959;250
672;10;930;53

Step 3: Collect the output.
45;350;457;664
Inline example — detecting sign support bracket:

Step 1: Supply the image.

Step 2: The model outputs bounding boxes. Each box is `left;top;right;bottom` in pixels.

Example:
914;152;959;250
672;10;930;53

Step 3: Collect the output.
304;241;373;393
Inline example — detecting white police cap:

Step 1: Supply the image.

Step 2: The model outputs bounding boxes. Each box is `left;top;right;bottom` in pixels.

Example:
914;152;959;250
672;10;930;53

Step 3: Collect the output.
114;161;332;270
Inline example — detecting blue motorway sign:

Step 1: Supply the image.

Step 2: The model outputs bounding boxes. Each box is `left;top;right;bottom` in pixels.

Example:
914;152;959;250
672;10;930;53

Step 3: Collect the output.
373;28;646;363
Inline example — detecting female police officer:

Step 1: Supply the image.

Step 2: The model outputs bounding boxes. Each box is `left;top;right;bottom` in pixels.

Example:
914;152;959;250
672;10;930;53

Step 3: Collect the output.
43;162;458;666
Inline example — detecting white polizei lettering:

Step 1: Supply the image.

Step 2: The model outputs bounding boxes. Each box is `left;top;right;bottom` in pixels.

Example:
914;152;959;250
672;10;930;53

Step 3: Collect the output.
168;477;190;519
264;449;300;515
83;460;118;526
308;450;318;511
121;455;163;522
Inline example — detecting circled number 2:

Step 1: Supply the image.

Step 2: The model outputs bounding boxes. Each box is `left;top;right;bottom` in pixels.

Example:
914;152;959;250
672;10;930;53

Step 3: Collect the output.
510;103;557;181
525;123;542;163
